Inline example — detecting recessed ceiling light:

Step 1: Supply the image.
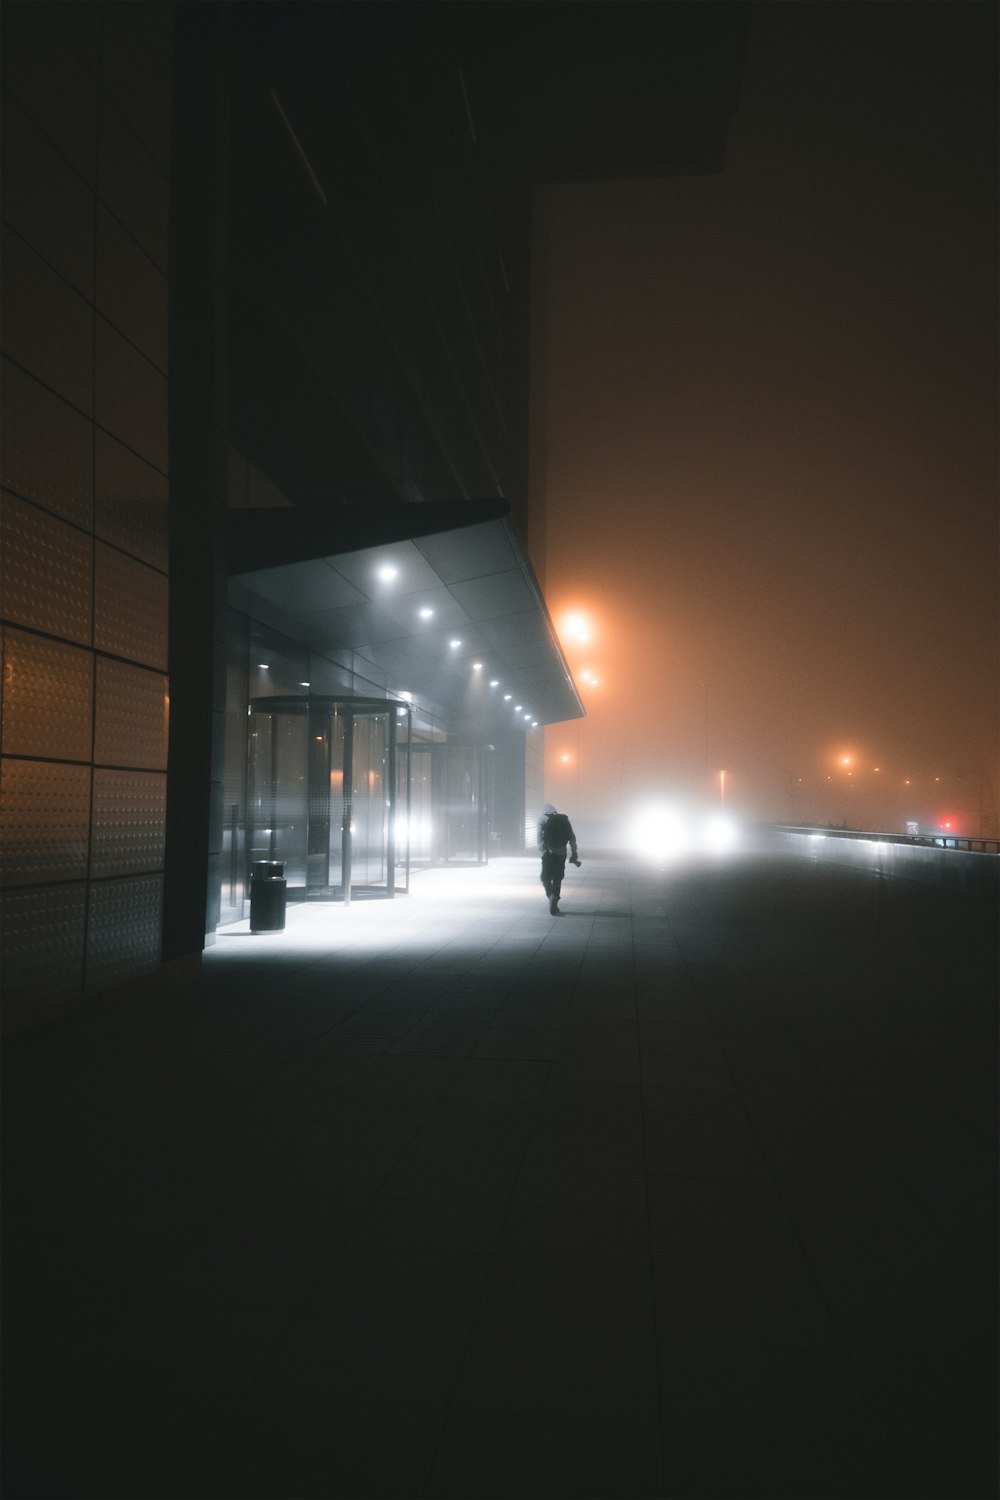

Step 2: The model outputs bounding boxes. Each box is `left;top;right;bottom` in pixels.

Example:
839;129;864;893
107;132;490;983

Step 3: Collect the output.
377;564;398;581
419;607;434;619
450;639;462;648
523;712;531;720
472;662;483;670
515;705;522;711
489;679;499;687
503;694;512;701
257;663;269;669
299;681;310;687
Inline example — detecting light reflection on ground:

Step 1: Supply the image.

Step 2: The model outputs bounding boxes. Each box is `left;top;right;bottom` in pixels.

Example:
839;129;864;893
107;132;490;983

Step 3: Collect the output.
211;857;563;959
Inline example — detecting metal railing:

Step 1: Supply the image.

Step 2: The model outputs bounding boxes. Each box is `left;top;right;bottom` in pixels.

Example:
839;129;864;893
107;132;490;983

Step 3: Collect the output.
772;825;1000;856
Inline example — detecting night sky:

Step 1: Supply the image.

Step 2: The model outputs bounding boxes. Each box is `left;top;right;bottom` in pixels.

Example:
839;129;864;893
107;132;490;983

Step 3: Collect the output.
537;1;998;838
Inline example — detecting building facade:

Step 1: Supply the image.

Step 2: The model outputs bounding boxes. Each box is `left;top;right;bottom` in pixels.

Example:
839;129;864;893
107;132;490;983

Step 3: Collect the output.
1;1;748;1030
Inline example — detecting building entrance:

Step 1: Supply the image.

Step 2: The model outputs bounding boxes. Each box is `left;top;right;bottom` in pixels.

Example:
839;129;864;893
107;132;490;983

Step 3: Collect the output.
408;740;492;866
247;696;410;904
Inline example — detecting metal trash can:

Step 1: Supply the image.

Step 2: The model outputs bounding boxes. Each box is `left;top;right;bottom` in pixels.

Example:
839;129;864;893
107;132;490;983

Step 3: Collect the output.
249;860;286;932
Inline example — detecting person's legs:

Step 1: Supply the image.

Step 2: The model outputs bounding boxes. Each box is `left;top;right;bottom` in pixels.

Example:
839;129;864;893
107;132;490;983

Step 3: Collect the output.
546;854;566;912
541;851;564;905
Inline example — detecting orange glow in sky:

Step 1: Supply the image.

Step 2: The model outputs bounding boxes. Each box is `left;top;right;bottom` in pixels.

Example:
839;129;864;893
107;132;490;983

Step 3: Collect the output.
560;610;594;646
535;8;995;838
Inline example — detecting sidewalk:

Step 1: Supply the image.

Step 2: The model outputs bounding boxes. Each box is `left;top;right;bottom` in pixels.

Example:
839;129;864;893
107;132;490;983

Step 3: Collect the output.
2;851;997;1499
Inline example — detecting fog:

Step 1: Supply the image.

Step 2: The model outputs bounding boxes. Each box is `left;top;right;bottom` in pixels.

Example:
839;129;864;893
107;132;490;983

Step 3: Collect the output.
536;1;997;841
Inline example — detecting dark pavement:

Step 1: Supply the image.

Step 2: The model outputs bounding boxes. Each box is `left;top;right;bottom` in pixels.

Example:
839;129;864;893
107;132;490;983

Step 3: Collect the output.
2;848;997;1500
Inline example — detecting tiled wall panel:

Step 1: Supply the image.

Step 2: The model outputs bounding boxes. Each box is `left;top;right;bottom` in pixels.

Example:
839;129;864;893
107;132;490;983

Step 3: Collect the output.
0;759;91;886
97;100;168;272
94;543;168;670
94;658;168;770
1;90;95;299
96;206;167;373
0;358;93;527
0;491;93;644
95;316;168;472
85;874;163;993
126;1;174;75
43;1;103;77
0;4;173;1025
0;227;94;415
0;882;87;1018
94;429;168;570
91;769;166;877
0;1;98;185
101;3;172;174
1;629;93;761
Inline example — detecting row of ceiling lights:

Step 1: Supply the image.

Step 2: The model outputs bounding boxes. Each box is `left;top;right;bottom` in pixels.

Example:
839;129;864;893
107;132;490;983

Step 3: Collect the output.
377;560;538;726
254;656;537;726
252;559;540;726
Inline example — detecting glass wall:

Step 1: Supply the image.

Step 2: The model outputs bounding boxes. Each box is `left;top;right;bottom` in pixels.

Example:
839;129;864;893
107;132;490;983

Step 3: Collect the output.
248;696;408;903
221;611;498;924
439;742;490;863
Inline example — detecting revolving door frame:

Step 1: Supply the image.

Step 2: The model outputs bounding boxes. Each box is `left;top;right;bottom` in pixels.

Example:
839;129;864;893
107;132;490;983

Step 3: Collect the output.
247;695;412;907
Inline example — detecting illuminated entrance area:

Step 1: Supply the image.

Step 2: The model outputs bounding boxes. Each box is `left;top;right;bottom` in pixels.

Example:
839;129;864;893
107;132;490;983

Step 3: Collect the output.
408;739;492;868
248;696;410;904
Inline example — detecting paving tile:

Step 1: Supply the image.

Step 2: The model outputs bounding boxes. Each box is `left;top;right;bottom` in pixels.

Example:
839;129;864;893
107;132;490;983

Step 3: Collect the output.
662;1378;902;1500
0;1286;118;1405
426;1408;663;1499
350;1196;509;1257
643;1091;767;1179
512;1154;648;1213
154;1218;349;1314
522;1118;645;1174
478;1254;655;1331
443;1056;552;1104
654;1267;854;1410
179;1391;447;1499
314;1245;493;1320
646;1171;807;1280
379;1149;520;1204
259;1144;400;1198
831;1264;999;1498
387;1033;479;1056
774;1169;953;1307
271;1304;473;1405
472;1028;563;1061
499;1197;650;1267
454;1317;660;1424
541;1060;643;1107
407;1107;536;1163
5;1377;216;1499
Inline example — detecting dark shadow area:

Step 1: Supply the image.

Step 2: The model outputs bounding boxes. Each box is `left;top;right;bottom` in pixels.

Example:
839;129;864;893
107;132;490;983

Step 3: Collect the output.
2;851;996;1499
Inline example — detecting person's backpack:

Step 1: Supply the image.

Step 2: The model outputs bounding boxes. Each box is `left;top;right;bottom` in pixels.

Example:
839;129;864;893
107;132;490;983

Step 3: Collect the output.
541;811;572;852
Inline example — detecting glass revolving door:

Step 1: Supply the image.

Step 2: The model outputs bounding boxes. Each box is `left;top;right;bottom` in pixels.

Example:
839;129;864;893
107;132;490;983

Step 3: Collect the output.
248;696;410;903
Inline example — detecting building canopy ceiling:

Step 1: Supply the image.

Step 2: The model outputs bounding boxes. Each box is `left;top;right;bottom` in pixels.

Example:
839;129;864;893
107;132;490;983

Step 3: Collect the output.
228;505;583;729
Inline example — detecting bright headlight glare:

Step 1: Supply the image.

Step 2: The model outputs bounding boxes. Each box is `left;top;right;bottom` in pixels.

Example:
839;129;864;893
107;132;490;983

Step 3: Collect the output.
629;803;740;862
702;814;737;855
630;804;689;862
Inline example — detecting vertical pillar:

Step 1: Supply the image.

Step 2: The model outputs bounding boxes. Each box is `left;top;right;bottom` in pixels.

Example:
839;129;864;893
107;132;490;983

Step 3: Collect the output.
163;2;231;960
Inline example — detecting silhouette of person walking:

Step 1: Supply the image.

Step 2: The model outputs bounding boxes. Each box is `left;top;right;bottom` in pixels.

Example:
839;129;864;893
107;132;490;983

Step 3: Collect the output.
537;803;581;914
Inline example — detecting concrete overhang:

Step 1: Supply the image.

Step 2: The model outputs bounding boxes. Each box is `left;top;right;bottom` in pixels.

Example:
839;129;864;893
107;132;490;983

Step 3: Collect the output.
227;502;584;728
